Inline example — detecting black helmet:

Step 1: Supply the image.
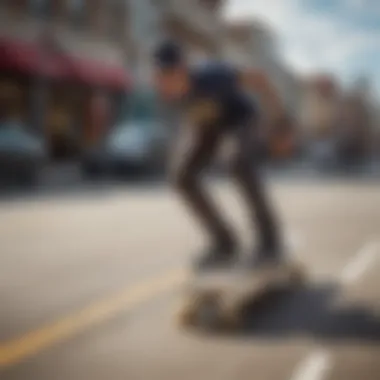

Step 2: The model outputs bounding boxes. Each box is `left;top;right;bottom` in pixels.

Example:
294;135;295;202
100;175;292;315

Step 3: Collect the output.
153;39;184;68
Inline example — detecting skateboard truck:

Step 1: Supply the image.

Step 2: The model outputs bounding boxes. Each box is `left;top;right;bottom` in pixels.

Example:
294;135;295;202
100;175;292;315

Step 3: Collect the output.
176;261;307;332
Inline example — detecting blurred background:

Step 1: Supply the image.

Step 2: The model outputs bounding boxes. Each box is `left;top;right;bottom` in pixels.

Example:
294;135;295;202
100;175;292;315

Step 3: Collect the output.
1;2;380;380
0;0;379;189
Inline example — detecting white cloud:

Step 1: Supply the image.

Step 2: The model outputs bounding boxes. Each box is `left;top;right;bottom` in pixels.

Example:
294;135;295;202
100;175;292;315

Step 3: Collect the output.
224;0;380;79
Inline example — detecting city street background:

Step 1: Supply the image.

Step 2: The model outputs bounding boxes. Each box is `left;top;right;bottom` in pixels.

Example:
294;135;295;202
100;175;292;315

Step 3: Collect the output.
1;1;380;379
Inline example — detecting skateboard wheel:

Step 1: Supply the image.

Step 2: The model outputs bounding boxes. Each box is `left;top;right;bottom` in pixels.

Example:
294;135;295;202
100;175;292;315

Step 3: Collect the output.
224;308;243;330
176;293;198;326
177;292;220;329
195;296;224;330
178;291;229;331
177;307;196;326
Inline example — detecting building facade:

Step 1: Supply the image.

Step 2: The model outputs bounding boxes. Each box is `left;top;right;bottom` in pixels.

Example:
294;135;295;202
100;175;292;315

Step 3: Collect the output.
223;20;302;159
224;20;302;116
0;0;132;161
128;0;225;86
335;79;375;161
299;75;342;143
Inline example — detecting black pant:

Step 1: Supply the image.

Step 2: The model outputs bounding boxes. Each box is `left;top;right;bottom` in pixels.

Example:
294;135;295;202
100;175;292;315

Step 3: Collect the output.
169;120;281;251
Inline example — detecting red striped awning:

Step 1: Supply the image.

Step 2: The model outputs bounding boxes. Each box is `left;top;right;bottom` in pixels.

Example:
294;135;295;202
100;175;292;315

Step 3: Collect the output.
0;37;39;72
68;57;131;90
0;37;131;90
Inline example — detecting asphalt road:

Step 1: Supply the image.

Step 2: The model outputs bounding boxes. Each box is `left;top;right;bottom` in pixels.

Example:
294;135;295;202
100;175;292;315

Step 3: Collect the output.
0;179;379;380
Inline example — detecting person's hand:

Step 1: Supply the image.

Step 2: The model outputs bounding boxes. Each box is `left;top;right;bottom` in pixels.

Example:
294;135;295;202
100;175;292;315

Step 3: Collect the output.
186;99;221;125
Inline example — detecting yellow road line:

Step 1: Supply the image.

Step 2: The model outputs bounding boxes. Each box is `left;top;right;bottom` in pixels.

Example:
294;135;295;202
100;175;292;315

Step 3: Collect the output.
0;269;187;368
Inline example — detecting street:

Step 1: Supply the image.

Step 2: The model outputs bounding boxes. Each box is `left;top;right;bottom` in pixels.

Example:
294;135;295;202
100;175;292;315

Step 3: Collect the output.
0;179;379;380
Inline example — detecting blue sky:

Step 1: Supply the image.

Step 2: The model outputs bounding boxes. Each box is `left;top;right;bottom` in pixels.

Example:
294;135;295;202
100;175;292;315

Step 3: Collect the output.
224;0;380;98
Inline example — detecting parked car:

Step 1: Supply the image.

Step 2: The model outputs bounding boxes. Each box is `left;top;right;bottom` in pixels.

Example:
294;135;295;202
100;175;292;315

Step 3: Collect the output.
82;120;168;178
0;122;46;186
81;89;169;178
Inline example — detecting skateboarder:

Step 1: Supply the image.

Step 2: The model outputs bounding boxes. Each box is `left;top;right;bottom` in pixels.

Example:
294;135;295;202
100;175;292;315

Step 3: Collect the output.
152;40;285;270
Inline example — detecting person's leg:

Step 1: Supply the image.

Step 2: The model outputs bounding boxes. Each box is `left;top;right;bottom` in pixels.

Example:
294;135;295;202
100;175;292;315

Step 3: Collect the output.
228;121;283;264
169;123;237;268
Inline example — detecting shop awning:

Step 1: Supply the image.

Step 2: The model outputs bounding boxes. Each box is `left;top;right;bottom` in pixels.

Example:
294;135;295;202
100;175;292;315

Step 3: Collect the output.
0;37;132;90
0;37;39;72
68;57;132;90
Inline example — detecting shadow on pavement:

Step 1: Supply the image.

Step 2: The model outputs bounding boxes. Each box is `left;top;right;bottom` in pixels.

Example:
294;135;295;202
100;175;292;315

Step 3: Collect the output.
237;282;380;345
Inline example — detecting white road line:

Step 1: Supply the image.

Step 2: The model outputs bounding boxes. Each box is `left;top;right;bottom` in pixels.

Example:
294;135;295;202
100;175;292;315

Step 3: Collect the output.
340;241;380;285
289;239;379;380
290;350;332;380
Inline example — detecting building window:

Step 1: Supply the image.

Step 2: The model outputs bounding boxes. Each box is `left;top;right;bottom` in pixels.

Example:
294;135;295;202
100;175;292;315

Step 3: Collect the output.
87;0;104;35
67;0;86;28
29;0;49;14
9;0;28;13
108;1;127;42
0;77;30;125
46;83;85;159
84;0;127;41
51;0;68;22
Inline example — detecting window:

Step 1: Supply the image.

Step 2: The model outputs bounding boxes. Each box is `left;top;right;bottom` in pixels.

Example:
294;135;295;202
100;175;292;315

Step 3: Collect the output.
0;0;10;9
0;78;29;124
29;0;51;19
108;1;127;41
67;0;86;28
87;0;97;29
51;0;68;22
9;0;28;13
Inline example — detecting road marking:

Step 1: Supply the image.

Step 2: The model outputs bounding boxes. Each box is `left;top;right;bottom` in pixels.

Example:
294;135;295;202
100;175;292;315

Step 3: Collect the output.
0;229;305;369
340;241;379;285
290;350;332;380
289;240;379;380
0;269;187;368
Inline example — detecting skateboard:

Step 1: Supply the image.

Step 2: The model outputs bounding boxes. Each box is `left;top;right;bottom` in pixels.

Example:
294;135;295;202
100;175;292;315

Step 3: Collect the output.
176;260;306;332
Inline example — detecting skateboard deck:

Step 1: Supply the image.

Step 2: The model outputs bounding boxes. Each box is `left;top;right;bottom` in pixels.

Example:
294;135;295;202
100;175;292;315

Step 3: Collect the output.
176;260;306;331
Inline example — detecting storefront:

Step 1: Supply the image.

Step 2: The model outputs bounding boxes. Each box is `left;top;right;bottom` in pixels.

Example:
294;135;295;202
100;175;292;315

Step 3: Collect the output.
45;82;85;159
0;74;31;124
0;38;37;124
0;37;132;161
